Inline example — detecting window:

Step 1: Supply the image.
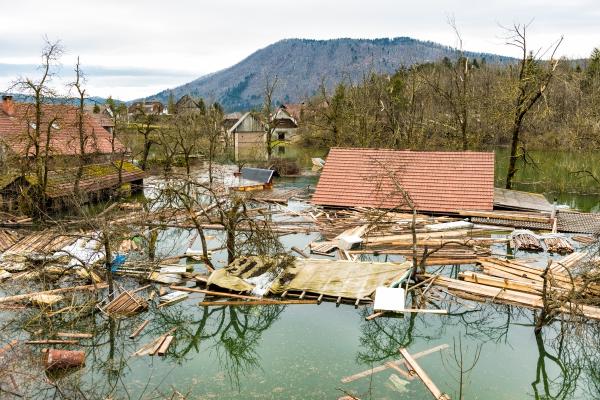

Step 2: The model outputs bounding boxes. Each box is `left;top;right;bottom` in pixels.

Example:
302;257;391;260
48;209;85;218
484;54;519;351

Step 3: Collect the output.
277;132;285;140
29;122;37;129
278;146;285;155
51;122;60;129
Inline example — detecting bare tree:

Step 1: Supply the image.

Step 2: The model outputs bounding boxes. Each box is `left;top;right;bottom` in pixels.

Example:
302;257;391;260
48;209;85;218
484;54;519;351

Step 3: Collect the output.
69;57;92;197
262;76;279;161
11;39;64;217
504;23;563;189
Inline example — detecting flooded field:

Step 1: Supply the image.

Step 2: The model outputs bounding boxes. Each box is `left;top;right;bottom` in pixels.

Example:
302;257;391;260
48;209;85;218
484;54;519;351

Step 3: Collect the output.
1;160;599;400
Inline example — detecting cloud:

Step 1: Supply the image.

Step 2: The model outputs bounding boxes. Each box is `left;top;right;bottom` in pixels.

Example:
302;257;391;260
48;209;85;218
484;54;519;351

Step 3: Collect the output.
0;0;598;99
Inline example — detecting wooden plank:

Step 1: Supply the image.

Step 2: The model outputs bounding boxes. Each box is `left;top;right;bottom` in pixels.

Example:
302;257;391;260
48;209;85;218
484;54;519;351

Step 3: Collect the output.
340;344;449;383
157;335;174;356
199;299;317;307
399;348;450;400
385;361;415;380
129;320;150;339
0;283;107;304
57;332;93;339
458;210;551;224
170;286;262;301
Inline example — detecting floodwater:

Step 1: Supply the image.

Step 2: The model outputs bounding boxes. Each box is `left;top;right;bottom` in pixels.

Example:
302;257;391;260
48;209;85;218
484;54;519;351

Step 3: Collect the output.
1;151;600;400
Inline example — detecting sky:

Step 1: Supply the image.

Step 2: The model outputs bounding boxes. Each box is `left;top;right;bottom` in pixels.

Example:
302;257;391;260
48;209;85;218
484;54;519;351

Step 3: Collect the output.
1;0;599;101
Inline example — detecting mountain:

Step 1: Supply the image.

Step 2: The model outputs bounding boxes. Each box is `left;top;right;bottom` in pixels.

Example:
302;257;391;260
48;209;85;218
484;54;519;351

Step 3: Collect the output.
1;93;118;106
147;37;513;111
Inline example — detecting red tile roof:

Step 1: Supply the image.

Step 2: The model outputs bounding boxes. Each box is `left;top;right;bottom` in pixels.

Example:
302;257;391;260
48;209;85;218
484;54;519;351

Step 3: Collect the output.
0;103;125;157
312;148;495;213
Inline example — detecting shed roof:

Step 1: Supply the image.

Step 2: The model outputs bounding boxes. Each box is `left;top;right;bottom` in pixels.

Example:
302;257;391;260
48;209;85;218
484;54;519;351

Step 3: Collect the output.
0;161;145;198
240;167;274;184
312;148;495;213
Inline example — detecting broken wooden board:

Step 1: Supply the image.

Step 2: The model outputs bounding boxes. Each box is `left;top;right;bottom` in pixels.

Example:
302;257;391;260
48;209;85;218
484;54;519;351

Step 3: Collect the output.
341;344;449;383
493;188;553;212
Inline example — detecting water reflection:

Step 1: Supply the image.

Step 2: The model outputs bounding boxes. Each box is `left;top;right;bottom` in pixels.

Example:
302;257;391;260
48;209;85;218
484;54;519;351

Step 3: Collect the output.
155;302;286;386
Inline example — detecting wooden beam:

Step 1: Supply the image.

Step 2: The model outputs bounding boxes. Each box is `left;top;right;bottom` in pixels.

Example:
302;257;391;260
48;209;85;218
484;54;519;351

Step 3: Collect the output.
199;299;317;307
399;348;451;400
340;344;449;383
129;320;150;339
0;283;107;304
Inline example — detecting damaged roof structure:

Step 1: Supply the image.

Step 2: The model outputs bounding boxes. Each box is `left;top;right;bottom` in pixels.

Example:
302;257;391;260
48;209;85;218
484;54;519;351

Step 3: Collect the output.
312;147;495;213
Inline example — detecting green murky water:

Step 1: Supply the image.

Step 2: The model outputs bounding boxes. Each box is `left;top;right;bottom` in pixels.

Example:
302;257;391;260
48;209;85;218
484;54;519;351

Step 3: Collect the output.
1;149;600;399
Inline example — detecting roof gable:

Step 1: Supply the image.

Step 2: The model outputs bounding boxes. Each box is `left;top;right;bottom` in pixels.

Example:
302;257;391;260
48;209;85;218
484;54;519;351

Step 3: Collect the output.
312;148;495;213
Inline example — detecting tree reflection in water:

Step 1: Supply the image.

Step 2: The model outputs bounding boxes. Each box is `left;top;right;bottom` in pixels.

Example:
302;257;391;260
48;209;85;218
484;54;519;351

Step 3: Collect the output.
155;302;286;387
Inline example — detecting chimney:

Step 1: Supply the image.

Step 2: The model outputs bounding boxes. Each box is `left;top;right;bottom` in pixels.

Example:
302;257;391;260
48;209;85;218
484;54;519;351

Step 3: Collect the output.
1;95;16;117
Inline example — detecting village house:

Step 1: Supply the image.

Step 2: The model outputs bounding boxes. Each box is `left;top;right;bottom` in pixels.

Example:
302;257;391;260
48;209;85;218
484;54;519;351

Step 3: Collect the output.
312;148;495;213
127;100;165;116
226;112;266;160
272;103;303;142
0;95;144;211
174;94;203;114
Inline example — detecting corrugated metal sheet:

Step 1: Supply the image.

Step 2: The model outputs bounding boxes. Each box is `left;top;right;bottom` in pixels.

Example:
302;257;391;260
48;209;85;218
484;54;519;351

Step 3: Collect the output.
241;168;274;185
312;148;495;213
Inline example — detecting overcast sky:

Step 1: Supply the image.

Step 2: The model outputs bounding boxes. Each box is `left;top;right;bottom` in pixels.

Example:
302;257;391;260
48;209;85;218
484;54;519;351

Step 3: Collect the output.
1;0;599;101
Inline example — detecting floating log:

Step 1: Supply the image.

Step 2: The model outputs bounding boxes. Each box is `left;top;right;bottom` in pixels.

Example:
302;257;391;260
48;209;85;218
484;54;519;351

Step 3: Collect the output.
26;340;78;345
0;339;19;358
44;349;85;370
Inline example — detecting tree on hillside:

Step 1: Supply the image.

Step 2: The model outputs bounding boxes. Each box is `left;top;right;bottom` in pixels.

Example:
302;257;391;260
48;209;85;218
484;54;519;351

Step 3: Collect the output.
504;23;563;189
167;92;175;115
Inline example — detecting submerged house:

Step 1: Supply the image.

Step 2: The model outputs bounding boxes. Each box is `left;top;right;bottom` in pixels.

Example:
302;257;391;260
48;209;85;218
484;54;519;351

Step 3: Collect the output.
272;104;302;142
226;112;266;160
0;95;144;211
312;148;495;213
230;167;275;191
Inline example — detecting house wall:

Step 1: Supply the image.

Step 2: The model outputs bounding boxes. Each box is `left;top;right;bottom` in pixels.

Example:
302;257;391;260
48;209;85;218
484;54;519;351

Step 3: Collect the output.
236;115;263;132
275;127;298;141
234;131;265;160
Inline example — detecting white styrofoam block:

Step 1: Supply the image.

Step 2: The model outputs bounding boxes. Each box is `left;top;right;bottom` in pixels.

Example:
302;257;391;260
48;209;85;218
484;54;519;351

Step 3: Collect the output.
373;287;406;312
337;235;363;250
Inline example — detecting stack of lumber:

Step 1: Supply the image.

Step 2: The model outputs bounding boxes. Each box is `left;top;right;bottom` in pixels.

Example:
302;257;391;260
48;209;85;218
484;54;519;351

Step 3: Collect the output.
430;273;600;320
425;255;600;320
553;252;588;270
314;208;456;240
133;328;176;356
543;236;574;254
310;241;337;255
103;290;148;316
477;257;600;297
511;231;543;251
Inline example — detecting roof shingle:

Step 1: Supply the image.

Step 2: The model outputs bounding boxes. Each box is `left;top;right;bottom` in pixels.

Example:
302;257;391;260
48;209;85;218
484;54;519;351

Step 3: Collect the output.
0;103;125;157
311;148;495;213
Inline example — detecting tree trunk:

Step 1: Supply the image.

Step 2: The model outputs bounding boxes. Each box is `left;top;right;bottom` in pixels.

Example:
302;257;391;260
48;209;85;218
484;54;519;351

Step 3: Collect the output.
103;234;114;301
